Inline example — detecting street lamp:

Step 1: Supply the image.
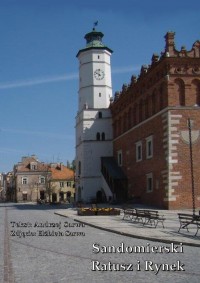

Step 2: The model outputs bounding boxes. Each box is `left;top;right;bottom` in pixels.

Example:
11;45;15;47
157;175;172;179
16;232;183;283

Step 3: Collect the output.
188;118;195;215
36;182;39;203
180;118;199;215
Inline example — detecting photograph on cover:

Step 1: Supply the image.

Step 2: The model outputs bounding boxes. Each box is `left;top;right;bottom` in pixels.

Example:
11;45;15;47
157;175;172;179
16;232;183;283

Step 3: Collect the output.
0;0;200;282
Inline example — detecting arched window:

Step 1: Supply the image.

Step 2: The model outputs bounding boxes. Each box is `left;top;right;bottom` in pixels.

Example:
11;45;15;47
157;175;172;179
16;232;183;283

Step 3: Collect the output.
134;103;139;125
101;132;105;141
132;106;136;125
128;108;132;128
78;161;81;175
159;85;164;110
118;117;122;135
191;79;200;106
175;79;185;106
123;113;126;132
96;132;100;140
144;98;149;119
139;100;143;122
152;91;157;114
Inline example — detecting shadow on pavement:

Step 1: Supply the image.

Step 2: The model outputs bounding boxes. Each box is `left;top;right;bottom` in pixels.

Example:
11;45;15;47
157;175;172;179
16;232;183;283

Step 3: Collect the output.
0;202;72;210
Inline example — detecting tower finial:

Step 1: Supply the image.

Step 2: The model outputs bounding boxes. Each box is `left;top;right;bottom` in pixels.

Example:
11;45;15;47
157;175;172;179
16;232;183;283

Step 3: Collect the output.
93;21;98;30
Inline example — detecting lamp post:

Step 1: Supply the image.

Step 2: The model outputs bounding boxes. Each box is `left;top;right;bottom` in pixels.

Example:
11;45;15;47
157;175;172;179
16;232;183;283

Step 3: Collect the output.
36;182;39;203
188;118;196;215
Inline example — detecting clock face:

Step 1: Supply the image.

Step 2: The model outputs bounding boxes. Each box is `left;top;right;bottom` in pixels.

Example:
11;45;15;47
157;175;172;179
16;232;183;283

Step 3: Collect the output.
94;69;105;80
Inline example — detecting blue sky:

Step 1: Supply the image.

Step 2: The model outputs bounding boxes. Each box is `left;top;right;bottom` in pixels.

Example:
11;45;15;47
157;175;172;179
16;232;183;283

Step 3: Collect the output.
0;0;200;172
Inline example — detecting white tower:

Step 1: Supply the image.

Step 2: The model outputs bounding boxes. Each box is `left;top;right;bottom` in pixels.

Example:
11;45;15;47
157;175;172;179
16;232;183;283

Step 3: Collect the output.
75;27;113;203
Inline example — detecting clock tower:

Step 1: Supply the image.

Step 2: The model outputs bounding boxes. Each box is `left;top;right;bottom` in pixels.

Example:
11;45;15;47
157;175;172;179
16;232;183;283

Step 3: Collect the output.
75;27;113;202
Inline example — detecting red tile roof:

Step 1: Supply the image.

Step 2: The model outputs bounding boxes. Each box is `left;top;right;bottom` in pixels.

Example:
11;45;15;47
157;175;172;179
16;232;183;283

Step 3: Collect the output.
50;165;74;181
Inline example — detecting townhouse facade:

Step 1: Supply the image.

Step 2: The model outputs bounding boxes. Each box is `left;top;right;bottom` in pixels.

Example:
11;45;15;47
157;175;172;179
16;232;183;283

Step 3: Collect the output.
49;163;75;203
14;155;50;202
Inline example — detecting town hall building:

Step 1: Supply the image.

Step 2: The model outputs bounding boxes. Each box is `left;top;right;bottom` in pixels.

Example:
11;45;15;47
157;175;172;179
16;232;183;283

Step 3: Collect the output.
75;27;200;210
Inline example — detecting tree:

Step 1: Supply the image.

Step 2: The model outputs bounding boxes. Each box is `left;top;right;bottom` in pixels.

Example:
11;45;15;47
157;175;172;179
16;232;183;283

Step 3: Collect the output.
66;159;76;172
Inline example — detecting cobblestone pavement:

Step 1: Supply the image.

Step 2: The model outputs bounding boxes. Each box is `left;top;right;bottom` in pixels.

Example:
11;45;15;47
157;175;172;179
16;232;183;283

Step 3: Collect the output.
0;203;200;283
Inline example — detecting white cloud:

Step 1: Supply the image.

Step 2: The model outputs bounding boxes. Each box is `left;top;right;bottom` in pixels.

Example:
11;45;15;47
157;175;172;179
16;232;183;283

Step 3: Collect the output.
0;65;140;90
0;73;78;90
0;128;74;140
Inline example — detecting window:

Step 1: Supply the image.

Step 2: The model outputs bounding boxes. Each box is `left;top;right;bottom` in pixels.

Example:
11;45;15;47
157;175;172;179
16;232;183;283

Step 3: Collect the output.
78;161;81;175
30;162;37;170
60;182;64;188
136;141;142;162
117;150;122;166
98;111;102;118
96;132;100;140
40;176;45;184
22;177;28;185
101;132;105;141
175;79;185;106
146;173;153;192
99;93;101;97
67;181;71;187
146;135;153;159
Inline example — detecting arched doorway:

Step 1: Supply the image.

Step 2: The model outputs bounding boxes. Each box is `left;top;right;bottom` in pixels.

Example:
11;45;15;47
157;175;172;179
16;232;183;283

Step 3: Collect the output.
52;193;57;203
40;191;45;200
96;190;103;203
67;191;71;203
60;191;64;202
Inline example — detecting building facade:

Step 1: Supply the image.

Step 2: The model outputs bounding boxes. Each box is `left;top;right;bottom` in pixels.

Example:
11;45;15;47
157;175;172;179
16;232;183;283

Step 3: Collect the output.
14;155;75;203
14;155;50;202
110;32;200;209
49;163;75;203
0;173;6;201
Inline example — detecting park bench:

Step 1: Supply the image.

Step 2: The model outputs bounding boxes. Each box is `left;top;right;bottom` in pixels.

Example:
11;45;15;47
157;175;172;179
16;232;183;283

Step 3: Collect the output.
178;213;200;236
132;209;166;228
123;208;165;228
122;208;137;220
142;210;166;228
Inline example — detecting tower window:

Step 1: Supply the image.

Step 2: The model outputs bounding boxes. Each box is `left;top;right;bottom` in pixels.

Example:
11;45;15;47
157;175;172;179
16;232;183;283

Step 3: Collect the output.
102;132;105;141
96;132;100;140
99;93;101;97
98;55;100;59
78;161;81;175
98;112;102;118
